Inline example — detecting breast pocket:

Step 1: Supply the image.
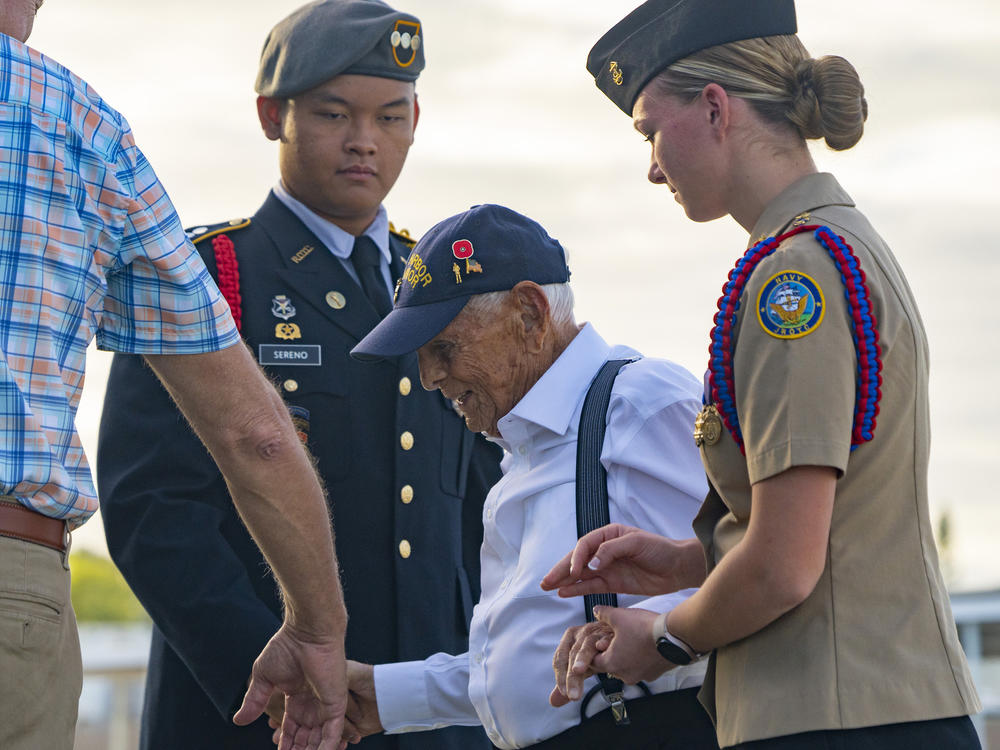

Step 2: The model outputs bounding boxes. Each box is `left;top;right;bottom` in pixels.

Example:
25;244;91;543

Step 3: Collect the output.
266;364;353;482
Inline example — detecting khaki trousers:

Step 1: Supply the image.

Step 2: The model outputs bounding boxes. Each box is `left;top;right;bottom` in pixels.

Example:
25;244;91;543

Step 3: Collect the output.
0;534;82;749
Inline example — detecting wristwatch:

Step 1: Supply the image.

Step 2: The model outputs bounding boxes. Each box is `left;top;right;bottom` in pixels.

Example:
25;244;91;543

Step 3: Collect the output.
652;613;701;665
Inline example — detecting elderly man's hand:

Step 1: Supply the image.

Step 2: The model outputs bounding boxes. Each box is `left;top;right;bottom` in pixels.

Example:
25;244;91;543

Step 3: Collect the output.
234;622;351;750
549;620;613;705
344;660;385;739
540;523;703;598
550;607;676;706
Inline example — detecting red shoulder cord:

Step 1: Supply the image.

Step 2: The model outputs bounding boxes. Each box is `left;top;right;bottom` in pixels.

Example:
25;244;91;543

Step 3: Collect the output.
212;234;242;333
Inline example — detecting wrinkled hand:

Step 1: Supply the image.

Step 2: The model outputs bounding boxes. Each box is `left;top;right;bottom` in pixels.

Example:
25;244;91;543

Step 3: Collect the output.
345;660;385;739
264;690;285;728
540;524;690;598
550;607;674;707
549;620;613;706
591;607;675;684
234;622;351;750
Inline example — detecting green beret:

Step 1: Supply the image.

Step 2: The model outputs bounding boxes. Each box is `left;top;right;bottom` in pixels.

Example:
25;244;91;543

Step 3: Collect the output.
256;0;424;98
588;0;797;116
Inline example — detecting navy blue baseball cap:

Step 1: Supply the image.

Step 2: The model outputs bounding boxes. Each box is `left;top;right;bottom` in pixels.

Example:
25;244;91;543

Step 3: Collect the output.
351;204;571;361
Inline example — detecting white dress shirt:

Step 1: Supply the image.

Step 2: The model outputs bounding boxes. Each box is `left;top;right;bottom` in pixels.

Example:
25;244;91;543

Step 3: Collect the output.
272;181;395;296
374;324;708;749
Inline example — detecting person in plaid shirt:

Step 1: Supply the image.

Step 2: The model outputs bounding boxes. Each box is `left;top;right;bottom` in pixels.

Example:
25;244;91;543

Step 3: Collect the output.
0;4;351;749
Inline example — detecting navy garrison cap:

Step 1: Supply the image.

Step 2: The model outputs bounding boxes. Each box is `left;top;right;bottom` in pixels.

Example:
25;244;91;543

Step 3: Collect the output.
352;205;571;360
256;0;424;98
588;0;797;115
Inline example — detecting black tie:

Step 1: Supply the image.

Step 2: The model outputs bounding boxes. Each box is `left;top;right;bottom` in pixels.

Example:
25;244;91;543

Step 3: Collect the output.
350;235;392;318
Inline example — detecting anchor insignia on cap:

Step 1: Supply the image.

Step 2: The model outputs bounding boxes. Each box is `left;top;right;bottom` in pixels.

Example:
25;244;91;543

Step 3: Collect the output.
609;61;624;86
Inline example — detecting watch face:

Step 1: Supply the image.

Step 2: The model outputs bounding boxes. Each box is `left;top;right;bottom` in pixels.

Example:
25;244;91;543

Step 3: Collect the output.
656;636;693;665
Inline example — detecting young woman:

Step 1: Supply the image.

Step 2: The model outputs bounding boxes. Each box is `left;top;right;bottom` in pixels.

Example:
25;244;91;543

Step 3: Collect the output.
541;1;982;747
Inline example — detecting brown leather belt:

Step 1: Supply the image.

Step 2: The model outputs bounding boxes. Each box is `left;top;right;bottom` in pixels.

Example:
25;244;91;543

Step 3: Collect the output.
0;499;69;553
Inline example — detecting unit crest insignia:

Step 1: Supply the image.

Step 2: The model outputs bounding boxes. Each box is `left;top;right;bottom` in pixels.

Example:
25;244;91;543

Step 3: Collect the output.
390;20;421;67
271;294;297;321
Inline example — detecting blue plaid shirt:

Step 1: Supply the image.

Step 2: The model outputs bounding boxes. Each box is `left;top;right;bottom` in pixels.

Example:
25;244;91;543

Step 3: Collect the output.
0;35;239;524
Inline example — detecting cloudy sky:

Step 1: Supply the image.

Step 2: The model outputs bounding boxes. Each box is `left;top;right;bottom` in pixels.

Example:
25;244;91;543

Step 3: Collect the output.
29;0;1000;589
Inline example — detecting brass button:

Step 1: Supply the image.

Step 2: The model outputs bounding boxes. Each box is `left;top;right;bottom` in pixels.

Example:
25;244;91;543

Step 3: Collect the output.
399;377;412;396
400;485;414;504
400;431;414;450
283;379;299;393
325;291;346;310
399;539;411;559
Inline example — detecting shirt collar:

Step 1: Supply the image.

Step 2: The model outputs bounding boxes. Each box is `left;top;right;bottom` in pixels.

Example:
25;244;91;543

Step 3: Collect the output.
749;172;855;244
272;182;391;263
496;323;612;442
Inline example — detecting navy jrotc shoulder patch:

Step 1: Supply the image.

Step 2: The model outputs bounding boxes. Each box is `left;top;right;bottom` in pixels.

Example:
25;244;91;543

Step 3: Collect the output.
756;269;825;339
185;218;252;245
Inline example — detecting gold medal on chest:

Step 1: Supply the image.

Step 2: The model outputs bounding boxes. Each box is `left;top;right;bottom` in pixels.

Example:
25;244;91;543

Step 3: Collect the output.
694;404;723;447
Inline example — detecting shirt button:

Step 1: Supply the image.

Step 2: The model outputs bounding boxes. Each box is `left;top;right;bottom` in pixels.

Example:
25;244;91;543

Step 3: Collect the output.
283;379;298;393
400;431;414;450
517;445;527;456
400;485;414;504
325;291;346;309
474;653;484;665
399;377;412;396
398;539;411;559
485;507;493;520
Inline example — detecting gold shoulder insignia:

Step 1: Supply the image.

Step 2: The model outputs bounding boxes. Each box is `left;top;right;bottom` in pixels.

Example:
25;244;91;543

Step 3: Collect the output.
187;218;252;245
389;221;417;247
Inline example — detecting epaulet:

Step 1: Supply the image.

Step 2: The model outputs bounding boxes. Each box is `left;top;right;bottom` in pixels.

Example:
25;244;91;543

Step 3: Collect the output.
185;217;252;245
388;221;417;248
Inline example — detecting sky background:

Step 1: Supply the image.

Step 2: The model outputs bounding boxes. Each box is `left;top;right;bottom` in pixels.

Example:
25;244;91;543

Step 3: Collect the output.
29;0;999;590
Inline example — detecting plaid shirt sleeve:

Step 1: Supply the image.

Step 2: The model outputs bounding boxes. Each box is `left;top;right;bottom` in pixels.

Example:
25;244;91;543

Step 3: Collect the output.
0;39;238;522
98;138;239;354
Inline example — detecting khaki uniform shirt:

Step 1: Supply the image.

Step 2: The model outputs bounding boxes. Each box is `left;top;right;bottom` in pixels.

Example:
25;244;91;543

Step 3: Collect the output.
693;173;980;746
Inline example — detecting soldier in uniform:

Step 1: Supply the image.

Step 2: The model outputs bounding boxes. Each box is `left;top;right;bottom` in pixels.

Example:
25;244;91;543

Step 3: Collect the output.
96;2;500;749
542;1;983;748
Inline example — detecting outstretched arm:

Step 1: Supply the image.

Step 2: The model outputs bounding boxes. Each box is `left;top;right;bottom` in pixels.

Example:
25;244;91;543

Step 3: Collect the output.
98;352;286;725
145;344;348;750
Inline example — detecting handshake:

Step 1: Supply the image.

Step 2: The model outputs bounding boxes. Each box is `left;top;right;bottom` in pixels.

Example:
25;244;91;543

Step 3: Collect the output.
265;661;383;746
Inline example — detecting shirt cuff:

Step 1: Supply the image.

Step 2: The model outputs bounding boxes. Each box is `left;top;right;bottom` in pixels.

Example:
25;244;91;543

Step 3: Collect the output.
374;652;482;734
374;660;437;734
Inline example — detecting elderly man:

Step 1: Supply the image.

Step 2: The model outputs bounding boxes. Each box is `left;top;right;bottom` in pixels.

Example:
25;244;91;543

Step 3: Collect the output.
344;204;719;749
0;2;347;749
96;2;499;749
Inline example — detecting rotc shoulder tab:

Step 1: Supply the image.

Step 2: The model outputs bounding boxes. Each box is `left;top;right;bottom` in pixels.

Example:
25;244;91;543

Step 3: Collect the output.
185;218;252;245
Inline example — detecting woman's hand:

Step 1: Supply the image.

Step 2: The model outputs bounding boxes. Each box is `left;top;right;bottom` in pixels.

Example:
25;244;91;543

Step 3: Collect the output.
540;524;705;598
550;607;676;707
